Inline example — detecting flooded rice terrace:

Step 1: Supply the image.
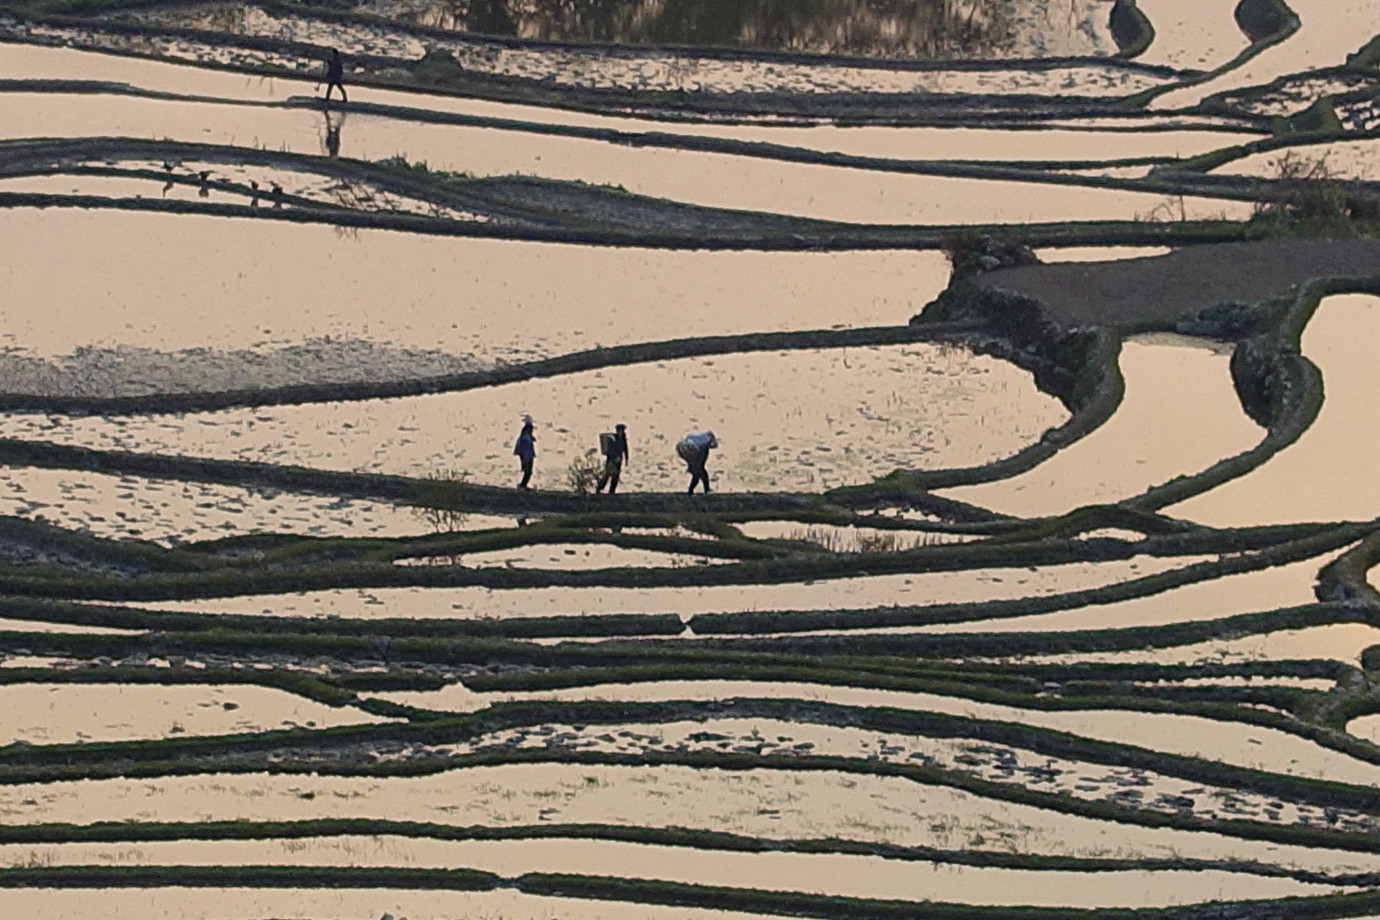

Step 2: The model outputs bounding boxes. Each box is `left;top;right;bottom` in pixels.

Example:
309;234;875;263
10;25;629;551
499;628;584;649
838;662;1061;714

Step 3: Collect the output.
2;0;1380;916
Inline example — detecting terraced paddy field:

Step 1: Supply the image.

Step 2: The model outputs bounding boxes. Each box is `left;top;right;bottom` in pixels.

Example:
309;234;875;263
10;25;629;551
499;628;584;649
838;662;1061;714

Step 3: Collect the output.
2;0;1380;917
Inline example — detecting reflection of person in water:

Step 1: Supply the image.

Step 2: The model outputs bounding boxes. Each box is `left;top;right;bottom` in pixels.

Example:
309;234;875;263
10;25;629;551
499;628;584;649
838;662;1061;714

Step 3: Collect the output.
323;47;347;103
322;109;343;158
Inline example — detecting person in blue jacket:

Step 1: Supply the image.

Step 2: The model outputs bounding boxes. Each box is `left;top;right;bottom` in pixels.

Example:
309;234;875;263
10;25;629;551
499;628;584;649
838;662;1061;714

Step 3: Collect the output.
514;419;536;489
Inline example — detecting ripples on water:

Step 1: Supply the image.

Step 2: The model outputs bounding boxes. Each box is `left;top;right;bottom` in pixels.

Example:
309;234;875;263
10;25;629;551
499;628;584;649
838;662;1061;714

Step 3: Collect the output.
0;3;1377;916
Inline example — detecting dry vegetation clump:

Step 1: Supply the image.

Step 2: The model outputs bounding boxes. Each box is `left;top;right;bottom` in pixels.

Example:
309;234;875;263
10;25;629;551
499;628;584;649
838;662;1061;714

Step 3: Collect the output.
414;468;471;533
1251;152;1380;238
567;449;605;494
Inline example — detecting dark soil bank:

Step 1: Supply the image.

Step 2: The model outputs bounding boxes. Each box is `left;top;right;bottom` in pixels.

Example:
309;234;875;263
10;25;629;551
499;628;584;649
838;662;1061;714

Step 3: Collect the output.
976;238;1380;326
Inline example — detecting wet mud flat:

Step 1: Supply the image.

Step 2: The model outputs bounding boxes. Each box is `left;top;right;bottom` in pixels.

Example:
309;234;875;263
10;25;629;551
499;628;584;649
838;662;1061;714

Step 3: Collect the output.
972;238;1380;326
3;2;1380;918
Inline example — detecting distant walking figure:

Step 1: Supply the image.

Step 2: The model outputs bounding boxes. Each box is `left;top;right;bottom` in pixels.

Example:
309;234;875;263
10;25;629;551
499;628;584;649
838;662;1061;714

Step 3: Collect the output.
677;430;717;494
595;423;630;494
324;47;348;103
514;419;536;490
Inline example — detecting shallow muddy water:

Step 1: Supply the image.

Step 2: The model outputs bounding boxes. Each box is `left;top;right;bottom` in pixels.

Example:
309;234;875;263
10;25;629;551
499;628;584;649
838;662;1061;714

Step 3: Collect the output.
1215;139;1380;181
1036;245;1173;262
1152;0;1380;110
350;0;1113;61
126;555;1195;619
0;344;1066;493
1010;622;1380;667
0;44;1259;161
0;619;136;635
735;521;968;552
2;7;1377;914
1170;294;1380;527
1;764;1373;872
0;889;804;920
0;836;1333;907
1133;0;1252;71
940;336;1262;517
404;681;1380;786
0;211;946;374
0;683;386;744
0;153;1252;229
0;467;484;544
83;2;1154;98
417;542;723;570
913;551;1340;634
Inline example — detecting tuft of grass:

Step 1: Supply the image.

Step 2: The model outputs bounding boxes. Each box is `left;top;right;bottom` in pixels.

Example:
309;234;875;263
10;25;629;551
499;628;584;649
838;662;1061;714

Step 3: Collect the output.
381;155;472;180
1249;151;1358;237
786;525;948;554
567;449;604;495
413;469;471;533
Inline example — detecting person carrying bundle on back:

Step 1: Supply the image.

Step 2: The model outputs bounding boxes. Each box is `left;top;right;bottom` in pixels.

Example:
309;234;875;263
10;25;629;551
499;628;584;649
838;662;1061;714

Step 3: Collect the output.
596;423;630;494
677;430;717;494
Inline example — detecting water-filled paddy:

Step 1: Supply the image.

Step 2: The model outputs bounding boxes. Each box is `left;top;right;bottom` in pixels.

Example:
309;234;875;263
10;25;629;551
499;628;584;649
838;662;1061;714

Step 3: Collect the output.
1010;622;1380;668
734;521;969;552
80;3;1159;99
941;336;1263;517
419;542;724;570
2;765;1375;872
126;555;1197;619
1215;140;1380;181
0;619;136;635
0;890;804;920
0;467;480;544
0;836;1335;907
0;107;1254;226
391;682;1380;787
0;344;1066;493
1133;0;1252;70
0;44;1260;161
914;551;1342;634
1170;294;1380;527
0;683;387;744
1151;0;1379;109
2;5;1378;915
333;0;1117;61
0;211;946;373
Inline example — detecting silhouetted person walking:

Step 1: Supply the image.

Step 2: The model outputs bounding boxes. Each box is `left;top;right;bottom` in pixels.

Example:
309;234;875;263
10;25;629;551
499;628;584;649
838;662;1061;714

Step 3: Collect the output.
677;430;717;494
596;423;629;494
324;48;347;103
514;419;536;490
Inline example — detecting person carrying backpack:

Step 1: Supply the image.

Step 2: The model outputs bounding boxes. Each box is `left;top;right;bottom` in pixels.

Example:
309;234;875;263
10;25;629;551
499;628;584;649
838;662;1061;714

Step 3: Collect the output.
677;430;717;494
596;423;630;494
